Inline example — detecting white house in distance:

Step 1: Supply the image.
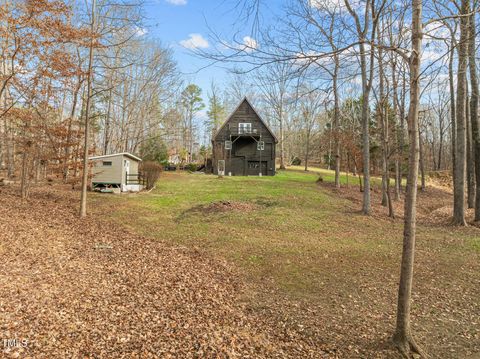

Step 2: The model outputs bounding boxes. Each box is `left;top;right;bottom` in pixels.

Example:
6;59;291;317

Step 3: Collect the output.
89;152;143;193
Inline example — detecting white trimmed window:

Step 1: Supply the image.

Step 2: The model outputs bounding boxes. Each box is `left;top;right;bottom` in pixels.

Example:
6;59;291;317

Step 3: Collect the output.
257;141;265;151
225;140;232;150
238;122;252;134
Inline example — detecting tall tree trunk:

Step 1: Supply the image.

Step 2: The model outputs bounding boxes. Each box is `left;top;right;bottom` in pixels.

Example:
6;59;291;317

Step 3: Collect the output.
20;141;30;200
466;91;475;208
360;45;371;215
393;1;427;357
398;71;407;195
395;160;401;200
104;87;113;155
392;60;401;201
3;98;13;178
453;0;469;226
63;77;82;182
304;128;310;171
189;111;193;162
449;38;457;178
79;0;96;218
431;125;437;170
468;0;480;221
378;41;388;207
279;107;286;170
379;41;394;217
344;0;377;215
438;128;444;171
333;56;341;187
418;122;426;192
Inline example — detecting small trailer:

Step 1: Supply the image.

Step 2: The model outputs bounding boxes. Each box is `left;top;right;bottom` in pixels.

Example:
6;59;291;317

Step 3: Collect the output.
89;152;143;193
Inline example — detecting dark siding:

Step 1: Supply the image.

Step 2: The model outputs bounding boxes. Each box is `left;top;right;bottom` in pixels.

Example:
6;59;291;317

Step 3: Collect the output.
212;99;277;176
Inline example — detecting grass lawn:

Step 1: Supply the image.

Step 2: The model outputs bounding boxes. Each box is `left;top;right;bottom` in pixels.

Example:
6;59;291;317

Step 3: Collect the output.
100;170;381;296
95;169;480;358
288;164;368;186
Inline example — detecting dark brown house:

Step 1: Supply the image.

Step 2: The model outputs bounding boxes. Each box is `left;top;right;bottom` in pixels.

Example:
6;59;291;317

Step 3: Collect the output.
212;98;278;176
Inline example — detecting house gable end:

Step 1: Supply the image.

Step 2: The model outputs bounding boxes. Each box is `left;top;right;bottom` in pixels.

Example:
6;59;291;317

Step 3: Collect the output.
213;98;278;143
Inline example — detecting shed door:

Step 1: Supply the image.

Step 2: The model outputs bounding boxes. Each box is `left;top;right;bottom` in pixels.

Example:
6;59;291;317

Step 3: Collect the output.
124;159;130;183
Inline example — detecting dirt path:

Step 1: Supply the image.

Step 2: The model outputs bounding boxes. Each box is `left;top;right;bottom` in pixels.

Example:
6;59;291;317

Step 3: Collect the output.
0;186;326;358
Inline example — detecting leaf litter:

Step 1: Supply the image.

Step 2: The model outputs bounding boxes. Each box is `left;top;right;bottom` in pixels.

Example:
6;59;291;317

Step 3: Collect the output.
0;186;328;358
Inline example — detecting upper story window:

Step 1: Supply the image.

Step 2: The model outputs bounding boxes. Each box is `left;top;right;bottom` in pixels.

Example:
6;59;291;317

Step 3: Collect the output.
257;141;265;151
238;122;252;134
102;161;112;166
225;140;232;150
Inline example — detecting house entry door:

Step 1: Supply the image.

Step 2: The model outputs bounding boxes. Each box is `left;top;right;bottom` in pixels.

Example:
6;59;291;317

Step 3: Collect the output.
218;160;225;176
247;161;267;176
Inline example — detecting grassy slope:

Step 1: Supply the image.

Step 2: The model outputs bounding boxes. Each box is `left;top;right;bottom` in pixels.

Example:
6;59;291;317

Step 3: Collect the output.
95;170;480;358
103;170;383;294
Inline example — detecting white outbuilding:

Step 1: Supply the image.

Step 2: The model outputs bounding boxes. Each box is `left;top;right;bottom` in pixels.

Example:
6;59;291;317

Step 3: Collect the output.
89;152;143;193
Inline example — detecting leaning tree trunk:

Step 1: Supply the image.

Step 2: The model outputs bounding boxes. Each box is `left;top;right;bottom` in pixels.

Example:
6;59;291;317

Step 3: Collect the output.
453;0;469;226
468;1;480;220
393;1;427;357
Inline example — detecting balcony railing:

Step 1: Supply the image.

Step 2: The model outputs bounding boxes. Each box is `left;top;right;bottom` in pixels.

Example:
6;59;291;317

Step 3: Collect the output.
228;127;261;136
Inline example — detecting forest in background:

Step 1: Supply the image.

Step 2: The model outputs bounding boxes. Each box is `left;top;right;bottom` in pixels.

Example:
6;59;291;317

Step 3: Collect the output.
2;0;470;205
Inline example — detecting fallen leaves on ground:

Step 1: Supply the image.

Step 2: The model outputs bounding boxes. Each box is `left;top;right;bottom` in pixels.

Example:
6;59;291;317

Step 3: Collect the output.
199;200;260;213
0;186;328;358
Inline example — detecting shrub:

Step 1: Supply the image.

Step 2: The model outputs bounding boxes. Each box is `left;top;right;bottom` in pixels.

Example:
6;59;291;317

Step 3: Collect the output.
185;163;197;172
291;157;301;166
141;161;163;190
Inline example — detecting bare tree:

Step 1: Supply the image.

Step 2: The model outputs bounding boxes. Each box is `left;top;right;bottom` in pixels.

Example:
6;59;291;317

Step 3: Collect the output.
453;0;469;226
297;84;324;171
206;81;226;140
291;1;344;186
376;25;395;217
255;61;296;170
393;1;427;356
468;0;480;220
80;0;96;218
344;0;387;215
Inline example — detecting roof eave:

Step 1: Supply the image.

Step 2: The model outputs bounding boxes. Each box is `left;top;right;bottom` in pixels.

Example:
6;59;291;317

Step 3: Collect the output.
89;152;142;162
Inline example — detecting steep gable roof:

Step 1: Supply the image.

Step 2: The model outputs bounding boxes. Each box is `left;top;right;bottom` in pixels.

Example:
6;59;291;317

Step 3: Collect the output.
213;97;278;143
